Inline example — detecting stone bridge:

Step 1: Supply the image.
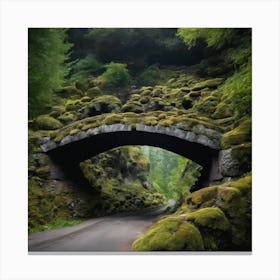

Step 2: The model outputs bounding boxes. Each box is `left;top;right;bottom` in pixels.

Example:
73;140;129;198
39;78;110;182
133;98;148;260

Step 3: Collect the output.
39;111;235;191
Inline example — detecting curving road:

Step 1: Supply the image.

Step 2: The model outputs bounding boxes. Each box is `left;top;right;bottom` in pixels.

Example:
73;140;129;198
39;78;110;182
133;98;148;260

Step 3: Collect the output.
28;205;172;252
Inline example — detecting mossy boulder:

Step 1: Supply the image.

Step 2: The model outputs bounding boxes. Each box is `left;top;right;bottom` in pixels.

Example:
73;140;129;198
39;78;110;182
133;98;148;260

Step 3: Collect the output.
191;78;224;91
81;95;122;117
57;112;76;125
65;99;82;111
121;101;143;113
185;207;230;231
86;87;102;98
184;175;252;250
35;115;63;130
221;118;251;148
56;86;83;98
131;217;204;251
184;207;231;250
49;106;65;118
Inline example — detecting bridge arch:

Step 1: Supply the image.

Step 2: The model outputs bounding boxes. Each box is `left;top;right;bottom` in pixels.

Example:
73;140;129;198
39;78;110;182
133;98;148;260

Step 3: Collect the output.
40;122;223;190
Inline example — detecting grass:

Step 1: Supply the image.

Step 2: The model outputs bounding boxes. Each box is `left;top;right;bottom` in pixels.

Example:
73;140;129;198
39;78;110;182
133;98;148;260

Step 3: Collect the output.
29;219;83;233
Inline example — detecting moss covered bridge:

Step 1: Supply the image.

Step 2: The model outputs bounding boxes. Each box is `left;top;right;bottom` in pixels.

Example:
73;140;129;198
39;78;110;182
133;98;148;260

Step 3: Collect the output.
38;111;242;190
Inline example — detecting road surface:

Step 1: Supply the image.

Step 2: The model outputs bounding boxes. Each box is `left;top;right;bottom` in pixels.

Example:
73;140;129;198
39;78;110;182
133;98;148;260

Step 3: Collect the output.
28;206;170;252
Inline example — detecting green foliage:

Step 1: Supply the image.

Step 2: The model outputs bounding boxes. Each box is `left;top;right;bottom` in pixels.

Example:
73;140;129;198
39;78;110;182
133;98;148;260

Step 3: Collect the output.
138;65;161;86
140;146;201;202
101;62;131;87
70;54;103;81
28;28;72;118
221;62;252;117
29;219;82;233
83;28;191;71
177;28;244;50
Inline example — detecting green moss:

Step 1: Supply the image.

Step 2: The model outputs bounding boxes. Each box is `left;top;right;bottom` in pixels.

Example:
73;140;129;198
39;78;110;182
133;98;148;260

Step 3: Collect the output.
131;217;204;251
139;96;149;104
158;119;173;127
221;118;251;148
81;96;91;103
231;143;252;174
92;95;121;107
152;88;163;97
143;116;158;126
57;86;83;98
65;99;82;111
49;106;65;118
193;95;219;115
103;114;123;125
57;112;76;125
121;101;143;113
212;100;234;119
186;186;217;209
69;128;80;135
139;86;153;92
35;115;63;130
191;78;224;91
228;174;252;195
185;207;230;231
86;87;102;98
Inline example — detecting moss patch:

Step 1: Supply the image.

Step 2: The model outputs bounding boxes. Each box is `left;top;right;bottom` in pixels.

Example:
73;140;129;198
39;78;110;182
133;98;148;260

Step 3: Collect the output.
86;87;102;98
35;115;63;130
191;78;224;91
185;207;230;231
221;118;251;148
131;217;204;251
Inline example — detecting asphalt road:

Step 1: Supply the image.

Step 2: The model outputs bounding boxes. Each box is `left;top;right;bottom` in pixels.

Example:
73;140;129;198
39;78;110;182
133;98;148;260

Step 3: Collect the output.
28;206;170;252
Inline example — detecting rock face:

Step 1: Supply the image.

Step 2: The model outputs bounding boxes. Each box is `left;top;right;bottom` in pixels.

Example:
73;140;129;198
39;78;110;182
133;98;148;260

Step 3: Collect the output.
218;149;240;177
132;174;251;251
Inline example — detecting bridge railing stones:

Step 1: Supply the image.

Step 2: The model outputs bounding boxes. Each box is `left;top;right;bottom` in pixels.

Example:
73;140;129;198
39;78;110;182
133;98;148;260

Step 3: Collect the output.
40;122;221;153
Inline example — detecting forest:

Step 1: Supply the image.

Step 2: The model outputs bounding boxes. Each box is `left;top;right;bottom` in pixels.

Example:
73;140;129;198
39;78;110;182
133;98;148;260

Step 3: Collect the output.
28;28;252;251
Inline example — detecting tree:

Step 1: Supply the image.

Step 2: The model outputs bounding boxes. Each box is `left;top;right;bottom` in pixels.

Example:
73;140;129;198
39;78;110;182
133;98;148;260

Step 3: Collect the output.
28;28;72;118
140;146;201;202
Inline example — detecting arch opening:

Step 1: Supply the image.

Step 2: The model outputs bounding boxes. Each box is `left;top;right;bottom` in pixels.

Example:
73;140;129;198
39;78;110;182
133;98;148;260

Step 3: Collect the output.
46;130;222;191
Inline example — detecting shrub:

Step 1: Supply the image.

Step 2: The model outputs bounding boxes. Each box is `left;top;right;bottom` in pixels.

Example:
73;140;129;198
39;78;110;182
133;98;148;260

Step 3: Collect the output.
101;62;131;87
138;65;161;86
70;55;103;81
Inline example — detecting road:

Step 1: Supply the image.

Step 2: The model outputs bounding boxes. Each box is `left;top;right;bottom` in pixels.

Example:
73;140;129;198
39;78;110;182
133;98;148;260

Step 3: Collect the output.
28;206;170;252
